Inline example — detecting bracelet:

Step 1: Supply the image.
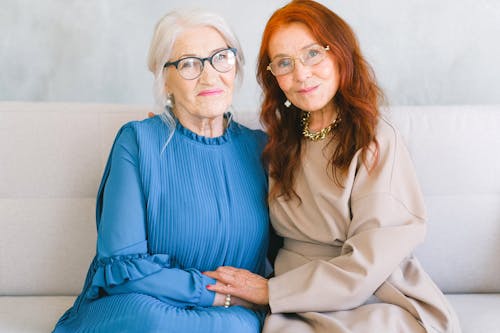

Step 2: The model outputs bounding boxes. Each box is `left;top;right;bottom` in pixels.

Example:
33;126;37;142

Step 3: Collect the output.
224;294;232;308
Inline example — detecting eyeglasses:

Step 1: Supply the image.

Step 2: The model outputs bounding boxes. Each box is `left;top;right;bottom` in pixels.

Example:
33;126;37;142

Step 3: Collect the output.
267;45;330;76
163;48;237;80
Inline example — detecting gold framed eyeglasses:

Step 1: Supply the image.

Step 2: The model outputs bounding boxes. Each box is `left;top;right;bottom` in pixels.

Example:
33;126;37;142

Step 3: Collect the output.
267;45;330;76
164;48;237;80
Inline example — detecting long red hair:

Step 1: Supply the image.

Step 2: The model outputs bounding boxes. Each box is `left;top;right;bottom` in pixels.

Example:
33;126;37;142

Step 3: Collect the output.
257;0;383;200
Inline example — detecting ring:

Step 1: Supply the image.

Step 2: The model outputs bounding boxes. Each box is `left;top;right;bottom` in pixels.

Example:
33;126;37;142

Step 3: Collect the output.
224;294;232;308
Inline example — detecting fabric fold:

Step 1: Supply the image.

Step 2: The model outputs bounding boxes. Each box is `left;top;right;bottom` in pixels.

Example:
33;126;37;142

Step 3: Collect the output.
87;253;172;299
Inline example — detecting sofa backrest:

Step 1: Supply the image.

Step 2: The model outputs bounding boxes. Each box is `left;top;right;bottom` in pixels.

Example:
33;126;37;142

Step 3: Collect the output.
389;106;500;294
1;102;499;296
0;102;148;296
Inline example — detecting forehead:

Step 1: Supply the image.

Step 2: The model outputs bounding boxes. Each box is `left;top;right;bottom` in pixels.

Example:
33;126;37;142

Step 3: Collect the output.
268;22;318;58
171;26;227;58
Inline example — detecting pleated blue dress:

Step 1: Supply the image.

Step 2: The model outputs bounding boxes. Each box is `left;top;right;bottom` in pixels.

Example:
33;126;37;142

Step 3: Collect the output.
53;115;270;333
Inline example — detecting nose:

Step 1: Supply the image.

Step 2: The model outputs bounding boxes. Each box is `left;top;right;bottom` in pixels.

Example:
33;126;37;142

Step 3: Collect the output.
292;60;312;82
198;59;217;83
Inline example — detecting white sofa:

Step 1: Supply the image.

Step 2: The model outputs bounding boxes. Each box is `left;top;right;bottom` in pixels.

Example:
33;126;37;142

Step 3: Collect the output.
0;102;499;333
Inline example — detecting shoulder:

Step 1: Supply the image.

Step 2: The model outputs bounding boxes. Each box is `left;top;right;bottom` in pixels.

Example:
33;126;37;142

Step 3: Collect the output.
360;116;404;165
117;116;168;142
375;116;401;148
110;116;168;157
370;116;423;194
351;117;426;218
352;116;412;192
121;115;165;133
373;116;416;175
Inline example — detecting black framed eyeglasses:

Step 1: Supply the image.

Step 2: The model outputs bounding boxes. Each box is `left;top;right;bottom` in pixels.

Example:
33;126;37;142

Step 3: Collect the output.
163;48;237;80
267;45;330;76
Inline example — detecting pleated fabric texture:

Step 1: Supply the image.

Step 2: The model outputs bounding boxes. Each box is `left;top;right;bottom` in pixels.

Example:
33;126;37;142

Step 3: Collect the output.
54;115;269;333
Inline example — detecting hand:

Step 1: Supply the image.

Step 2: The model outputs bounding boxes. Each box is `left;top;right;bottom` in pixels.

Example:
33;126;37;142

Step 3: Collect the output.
211;281;256;309
204;266;269;306
147;112;155;118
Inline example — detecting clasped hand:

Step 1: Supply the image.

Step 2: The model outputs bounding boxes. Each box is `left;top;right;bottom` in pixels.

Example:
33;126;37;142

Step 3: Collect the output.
204;266;269;308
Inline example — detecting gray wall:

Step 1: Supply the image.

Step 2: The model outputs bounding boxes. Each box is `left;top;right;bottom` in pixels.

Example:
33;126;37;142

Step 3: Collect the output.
2;0;499;112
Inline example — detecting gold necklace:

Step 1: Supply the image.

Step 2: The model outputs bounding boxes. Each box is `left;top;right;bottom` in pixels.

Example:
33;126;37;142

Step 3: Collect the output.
301;111;340;141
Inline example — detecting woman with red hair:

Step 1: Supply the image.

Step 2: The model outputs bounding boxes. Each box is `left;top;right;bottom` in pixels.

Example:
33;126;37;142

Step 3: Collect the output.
205;1;461;332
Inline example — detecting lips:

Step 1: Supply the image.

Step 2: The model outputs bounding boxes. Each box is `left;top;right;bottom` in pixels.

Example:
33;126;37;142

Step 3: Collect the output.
197;88;224;96
298;85;319;94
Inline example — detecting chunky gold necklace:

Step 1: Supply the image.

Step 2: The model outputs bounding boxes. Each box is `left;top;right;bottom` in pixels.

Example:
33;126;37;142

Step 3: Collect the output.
301;111;340;141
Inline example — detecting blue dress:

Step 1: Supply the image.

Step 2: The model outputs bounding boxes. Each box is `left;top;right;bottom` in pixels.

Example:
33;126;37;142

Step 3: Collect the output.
54;115;270;332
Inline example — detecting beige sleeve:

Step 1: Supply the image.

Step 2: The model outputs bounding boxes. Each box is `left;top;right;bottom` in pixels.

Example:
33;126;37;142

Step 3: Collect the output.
269;123;428;313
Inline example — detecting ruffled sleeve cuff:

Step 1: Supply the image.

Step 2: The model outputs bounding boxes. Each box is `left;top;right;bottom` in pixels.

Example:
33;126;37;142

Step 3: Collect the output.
197;273;217;307
87;253;172;299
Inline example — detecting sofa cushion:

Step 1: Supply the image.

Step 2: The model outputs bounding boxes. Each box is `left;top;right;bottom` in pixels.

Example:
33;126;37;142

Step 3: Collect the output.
447;294;500;333
1;294;497;333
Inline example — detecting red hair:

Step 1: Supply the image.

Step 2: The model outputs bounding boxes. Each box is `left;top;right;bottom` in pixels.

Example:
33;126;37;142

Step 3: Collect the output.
257;0;383;200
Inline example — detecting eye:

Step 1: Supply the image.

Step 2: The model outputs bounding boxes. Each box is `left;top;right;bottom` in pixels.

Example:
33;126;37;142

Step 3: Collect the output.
178;58;199;70
213;50;229;63
306;48;321;59
276;57;292;68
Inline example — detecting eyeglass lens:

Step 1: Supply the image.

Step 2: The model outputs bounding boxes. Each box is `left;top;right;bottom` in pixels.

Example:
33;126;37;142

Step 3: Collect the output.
172;48;236;80
268;45;328;76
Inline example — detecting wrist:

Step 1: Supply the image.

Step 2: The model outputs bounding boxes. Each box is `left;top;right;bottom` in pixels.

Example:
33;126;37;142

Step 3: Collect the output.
212;292;226;307
224;294;232;308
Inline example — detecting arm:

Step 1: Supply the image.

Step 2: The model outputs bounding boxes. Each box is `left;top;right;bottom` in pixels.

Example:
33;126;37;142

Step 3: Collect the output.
206;197;425;311
267;195;426;313
89;125;216;308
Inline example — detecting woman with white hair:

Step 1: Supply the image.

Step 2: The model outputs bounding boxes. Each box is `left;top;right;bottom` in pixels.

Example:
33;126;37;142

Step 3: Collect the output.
53;8;269;333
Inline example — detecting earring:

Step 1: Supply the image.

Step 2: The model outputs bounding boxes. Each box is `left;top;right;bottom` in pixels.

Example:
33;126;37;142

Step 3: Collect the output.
284;99;291;108
165;93;174;108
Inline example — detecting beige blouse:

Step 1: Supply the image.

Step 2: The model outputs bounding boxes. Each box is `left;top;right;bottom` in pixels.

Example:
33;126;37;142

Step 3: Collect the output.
264;118;461;333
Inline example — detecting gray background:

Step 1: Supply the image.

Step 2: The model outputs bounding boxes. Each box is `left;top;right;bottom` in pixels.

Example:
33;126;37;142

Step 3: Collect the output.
2;0;499;112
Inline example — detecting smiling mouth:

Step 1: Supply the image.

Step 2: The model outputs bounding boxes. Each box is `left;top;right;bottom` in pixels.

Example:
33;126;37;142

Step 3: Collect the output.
298;85;319;94
198;89;224;96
